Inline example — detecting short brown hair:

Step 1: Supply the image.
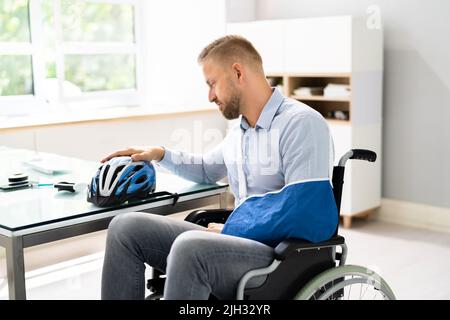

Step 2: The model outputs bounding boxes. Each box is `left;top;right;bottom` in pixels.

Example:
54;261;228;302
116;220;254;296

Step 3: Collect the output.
198;35;263;72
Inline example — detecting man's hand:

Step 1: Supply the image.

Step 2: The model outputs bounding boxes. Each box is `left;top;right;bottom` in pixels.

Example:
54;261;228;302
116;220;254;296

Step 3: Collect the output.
207;223;224;233
101;146;165;163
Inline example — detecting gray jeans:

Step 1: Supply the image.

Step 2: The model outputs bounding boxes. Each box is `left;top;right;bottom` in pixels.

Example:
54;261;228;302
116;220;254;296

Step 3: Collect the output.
101;212;274;300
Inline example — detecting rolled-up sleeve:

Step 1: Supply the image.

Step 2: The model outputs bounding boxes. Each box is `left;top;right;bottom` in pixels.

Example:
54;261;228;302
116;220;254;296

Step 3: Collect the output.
157;143;227;184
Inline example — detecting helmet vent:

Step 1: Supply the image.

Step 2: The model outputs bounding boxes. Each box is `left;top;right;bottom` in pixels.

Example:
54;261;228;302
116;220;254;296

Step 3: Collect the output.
135;175;147;184
110;165;126;189
101;165;110;189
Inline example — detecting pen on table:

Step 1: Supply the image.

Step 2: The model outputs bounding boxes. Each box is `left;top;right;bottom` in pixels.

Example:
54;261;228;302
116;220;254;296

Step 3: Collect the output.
30;182;54;188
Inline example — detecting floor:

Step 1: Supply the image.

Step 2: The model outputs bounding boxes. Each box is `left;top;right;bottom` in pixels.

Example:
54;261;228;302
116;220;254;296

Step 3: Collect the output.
341;218;450;300
1;218;450;300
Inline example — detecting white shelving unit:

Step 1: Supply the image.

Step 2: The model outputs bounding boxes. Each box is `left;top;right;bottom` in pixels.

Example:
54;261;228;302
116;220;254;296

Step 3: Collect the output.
227;16;383;228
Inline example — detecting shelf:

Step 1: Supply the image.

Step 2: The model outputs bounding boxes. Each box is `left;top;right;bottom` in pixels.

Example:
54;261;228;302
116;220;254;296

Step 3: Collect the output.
287;72;351;78
291;95;350;102
326;119;350;125
267;72;351;78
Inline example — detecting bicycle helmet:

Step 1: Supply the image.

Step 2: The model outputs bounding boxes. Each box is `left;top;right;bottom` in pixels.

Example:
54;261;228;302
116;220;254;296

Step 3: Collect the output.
87;156;156;207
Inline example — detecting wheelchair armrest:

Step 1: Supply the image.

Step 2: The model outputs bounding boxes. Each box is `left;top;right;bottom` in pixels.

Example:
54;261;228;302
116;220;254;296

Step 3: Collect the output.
184;209;233;227
274;235;345;260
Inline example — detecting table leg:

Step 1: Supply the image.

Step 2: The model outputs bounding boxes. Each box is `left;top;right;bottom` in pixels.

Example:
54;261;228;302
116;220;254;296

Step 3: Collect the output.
219;191;228;210
5;236;26;300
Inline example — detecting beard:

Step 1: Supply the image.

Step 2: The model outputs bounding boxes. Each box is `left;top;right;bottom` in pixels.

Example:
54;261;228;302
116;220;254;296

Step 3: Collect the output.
221;95;241;120
219;83;241;120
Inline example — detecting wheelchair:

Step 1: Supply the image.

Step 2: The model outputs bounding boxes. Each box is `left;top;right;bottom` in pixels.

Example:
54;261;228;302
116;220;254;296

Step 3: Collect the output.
146;149;396;300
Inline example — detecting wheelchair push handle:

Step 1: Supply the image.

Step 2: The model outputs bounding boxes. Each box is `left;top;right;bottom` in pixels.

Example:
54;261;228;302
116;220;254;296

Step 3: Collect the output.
350;149;377;162
338;149;377;167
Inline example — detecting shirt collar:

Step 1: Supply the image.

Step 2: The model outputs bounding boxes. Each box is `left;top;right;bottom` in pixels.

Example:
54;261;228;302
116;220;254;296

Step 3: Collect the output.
240;87;284;131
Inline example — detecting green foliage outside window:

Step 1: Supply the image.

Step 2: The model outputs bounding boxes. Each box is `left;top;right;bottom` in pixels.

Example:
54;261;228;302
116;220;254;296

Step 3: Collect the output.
0;0;30;42
60;0;135;42
0;55;33;96
65;55;136;93
0;0;32;96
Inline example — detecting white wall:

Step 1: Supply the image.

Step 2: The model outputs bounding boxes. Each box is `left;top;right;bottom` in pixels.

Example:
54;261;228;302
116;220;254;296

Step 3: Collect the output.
141;0;226;109
226;0;256;22
253;0;450;209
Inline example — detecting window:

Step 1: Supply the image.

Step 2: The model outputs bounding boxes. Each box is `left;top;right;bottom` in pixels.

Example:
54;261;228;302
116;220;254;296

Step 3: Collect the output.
0;0;142;115
0;0;33;97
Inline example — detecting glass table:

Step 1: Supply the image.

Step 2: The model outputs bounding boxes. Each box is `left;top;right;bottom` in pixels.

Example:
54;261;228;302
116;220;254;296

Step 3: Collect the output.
0;147;228;299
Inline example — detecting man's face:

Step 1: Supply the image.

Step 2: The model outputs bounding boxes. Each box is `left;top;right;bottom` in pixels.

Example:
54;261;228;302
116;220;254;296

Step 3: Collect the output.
202;60;241;120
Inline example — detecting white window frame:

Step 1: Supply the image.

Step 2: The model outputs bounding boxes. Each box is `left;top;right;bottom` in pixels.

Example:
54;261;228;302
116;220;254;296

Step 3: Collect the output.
0;0;143;116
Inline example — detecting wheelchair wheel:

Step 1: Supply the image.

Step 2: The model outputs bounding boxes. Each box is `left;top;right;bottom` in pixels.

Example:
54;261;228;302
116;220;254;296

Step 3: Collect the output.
145;292;163;300
295;265;396;300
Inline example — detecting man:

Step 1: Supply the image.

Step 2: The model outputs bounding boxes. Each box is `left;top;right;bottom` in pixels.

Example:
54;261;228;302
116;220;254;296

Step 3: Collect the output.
101;35;336;300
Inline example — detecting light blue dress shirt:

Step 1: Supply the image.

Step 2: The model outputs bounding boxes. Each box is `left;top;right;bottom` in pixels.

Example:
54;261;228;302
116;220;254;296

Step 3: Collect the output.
158;88;334;206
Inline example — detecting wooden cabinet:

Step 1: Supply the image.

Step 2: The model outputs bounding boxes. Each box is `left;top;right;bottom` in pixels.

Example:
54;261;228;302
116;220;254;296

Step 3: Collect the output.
228;16;383;227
